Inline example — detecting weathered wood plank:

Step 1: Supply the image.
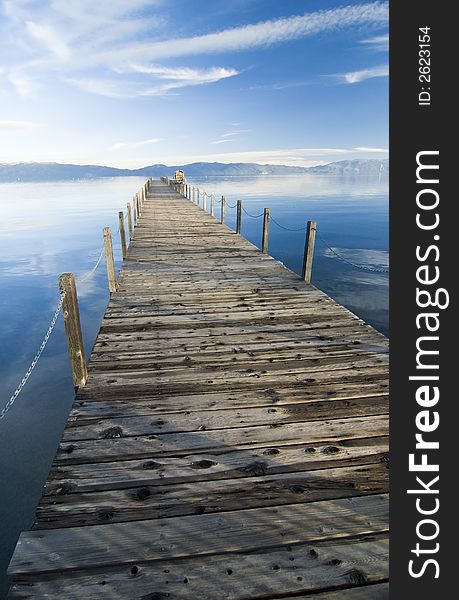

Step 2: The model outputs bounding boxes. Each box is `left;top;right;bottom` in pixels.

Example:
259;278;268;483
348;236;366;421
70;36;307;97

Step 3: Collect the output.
37;463;388;528
9;494;388;576
45;436;388;494
62;396;388;441
55;415;388;464
71;385;389;418
8;536;388;599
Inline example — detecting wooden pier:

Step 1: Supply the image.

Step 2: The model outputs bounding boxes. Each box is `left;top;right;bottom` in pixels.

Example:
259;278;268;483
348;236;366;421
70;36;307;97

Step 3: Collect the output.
8;180;389;598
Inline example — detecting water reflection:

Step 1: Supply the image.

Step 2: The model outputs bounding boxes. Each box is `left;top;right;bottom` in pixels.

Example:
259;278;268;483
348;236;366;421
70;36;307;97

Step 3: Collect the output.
0;174;388;597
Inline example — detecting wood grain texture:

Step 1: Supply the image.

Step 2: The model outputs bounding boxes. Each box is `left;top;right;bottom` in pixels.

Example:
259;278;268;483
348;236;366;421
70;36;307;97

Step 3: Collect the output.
8;536;388;599
8;180;389;598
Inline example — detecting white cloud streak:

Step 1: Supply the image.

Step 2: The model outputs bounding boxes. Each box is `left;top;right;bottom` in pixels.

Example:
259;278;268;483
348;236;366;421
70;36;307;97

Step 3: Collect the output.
360;33;389;51
102;2;388;63
0;120;44;130
211;127;251;145
340;64;389;83
25;20;71;60
67;66;238;98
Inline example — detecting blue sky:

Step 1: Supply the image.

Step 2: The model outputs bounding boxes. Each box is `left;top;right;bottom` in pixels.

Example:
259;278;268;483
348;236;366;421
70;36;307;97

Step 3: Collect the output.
0;0;388;168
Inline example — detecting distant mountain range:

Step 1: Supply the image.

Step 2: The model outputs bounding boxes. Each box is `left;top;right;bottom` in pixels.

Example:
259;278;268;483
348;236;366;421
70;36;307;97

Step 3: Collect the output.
0;159;388;182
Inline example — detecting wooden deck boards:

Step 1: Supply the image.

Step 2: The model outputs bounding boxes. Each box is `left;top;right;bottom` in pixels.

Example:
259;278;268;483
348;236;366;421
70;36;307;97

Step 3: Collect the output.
7;180;389;598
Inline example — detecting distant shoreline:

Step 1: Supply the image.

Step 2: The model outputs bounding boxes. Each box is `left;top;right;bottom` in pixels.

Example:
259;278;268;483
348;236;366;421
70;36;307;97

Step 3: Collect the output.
0;159;388;183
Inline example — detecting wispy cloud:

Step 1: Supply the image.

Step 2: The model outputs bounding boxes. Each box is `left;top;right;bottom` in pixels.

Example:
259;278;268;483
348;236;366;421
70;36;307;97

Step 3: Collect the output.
102;2;388;63
1;2;388;99
0;120;44;130
221;130;251;137
354;146;388;152
25;20;71;60
138;66;239;96
112;138;162;150
336;64;389;84
67;66;238;98
65;78;133;98
247;80;313;91
360;33;389;52
211;125;251;145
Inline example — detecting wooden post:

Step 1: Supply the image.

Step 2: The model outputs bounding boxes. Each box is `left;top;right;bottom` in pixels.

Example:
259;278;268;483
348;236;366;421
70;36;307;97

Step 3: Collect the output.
103;227;117;293
221;195;226;224
59;273;88;388
136;194;141;218
196;188;199;206
127;203;133;239
133;196;138;227
262;208;270;254
236;200;242;234
118;211;127;259
203;192;207;211
302;220;317;283
210;192;215;217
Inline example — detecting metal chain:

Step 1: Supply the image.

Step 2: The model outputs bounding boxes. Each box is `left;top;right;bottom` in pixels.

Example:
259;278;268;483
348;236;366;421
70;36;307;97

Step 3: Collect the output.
317;233;389;273
1;242;107;422
77;245;105;284
0;291;66;421
270;215;307;232
242;206;264;219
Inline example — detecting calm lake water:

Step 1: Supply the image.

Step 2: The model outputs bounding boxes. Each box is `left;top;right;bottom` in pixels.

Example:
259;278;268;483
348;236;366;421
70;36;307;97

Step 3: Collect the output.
0;174;388;596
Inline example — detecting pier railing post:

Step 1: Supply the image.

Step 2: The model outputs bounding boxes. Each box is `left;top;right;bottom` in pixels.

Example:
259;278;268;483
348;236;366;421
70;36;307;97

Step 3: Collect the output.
236;200;242;234
211;192;215;217
133;196;138;226
196;188;200;206
127;203;133;239
221;195;226;224
59;273;88;389
118;211;127;259
302;220;317;283
203;192;207;211
262;208;270;254
103;227;118;293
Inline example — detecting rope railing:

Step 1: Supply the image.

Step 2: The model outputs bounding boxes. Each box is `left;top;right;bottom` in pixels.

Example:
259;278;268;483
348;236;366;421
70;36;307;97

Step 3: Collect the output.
1;178;152;422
